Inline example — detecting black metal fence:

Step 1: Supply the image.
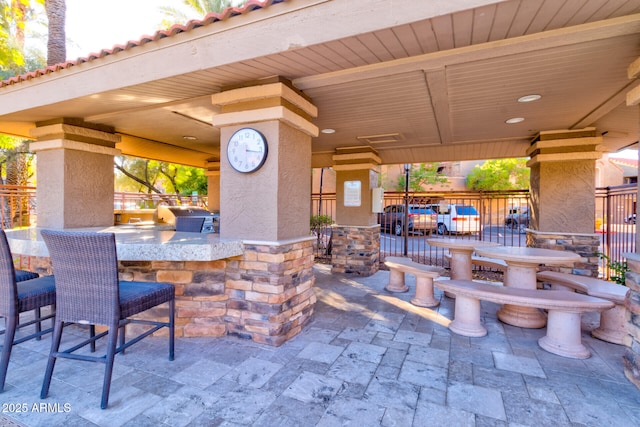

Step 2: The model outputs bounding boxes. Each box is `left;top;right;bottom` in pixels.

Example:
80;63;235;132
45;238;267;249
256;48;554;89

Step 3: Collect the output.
0;185;635;280
595;184;637;280
312;186;638;280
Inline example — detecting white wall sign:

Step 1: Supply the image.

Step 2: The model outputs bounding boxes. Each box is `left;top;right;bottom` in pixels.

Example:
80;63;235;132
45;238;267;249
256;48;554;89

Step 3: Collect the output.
344;181;362;207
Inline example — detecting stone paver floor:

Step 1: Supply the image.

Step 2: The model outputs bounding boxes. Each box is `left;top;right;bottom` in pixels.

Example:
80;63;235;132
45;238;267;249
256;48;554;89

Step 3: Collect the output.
1;263;639;426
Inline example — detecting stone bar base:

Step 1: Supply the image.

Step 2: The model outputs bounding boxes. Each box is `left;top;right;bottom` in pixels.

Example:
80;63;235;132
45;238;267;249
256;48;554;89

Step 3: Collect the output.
331;225;380;276
225;239;316;346
527;230;600;277
25;238;316;346
623;255;640;389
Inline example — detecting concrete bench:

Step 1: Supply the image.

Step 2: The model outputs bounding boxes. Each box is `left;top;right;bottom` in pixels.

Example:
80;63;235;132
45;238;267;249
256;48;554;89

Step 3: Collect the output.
444;252;507;272
471;255;507;272
434;279;614;359
536;271;630;345
384;257;443;307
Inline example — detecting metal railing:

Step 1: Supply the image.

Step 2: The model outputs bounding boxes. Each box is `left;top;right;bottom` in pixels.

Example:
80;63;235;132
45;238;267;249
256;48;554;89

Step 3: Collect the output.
114;192;209;210
596;184;637;279
312;187;638;281
0;185;36;230
0;185;635;280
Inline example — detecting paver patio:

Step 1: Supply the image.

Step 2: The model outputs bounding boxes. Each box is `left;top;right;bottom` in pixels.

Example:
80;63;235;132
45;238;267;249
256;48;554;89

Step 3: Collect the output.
1;263;639;426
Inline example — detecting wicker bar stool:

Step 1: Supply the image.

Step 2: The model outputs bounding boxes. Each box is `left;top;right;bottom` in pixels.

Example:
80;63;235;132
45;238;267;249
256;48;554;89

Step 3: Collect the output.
40;230;175;409
0;229;56;392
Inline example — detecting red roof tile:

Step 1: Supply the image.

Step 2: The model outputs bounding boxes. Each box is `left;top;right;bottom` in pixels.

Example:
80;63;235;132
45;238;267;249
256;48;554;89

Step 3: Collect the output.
0;0;286;88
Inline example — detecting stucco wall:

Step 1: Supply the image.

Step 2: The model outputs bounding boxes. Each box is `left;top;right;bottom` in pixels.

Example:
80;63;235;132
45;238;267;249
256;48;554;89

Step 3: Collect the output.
220;121;311;241
36;149;115;229
335;169;377;226
530;159;595;233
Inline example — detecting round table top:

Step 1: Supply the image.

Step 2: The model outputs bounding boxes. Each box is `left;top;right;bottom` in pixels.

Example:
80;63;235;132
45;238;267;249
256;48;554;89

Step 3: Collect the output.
473;246;581;265
426;238;500;251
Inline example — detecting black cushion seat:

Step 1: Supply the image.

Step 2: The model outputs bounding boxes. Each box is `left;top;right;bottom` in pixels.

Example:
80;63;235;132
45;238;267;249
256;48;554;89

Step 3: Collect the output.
1;230;56;393
119;281;174;319
15;270;39;282
16;275;56;313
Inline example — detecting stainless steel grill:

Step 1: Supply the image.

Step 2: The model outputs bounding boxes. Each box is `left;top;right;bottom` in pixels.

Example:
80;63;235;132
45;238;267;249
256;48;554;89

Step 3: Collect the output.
156;206;219;233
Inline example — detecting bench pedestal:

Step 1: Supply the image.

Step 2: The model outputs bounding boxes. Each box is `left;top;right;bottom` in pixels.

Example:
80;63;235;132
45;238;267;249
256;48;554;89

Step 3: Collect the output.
592;304;627;345
498;265;547;328
538;311;590;359
410;276;440;308
385;269;409;293
448;295;487;337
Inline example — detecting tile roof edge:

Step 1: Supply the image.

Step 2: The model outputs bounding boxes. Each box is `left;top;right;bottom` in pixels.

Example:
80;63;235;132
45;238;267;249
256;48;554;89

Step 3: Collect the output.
1;0;286;88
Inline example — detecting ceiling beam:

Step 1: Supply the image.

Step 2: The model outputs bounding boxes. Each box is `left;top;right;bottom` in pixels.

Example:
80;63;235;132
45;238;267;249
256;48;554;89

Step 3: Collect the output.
424;69;452;144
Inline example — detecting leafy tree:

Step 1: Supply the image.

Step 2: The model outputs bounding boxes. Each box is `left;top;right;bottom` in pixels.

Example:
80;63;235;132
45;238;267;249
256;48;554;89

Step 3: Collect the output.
114;156;207;196
466;158;530;191
395;163;448;192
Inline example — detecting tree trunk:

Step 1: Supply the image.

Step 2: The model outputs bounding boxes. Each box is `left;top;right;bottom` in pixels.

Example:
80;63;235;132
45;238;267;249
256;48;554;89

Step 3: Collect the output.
45;0;66;65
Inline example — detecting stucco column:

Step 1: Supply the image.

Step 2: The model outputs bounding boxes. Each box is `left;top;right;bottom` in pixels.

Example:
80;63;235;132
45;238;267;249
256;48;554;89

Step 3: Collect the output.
29;120;121;229
526;128;603;277
331;147;381;276
211;79;319;345
205;161;220;213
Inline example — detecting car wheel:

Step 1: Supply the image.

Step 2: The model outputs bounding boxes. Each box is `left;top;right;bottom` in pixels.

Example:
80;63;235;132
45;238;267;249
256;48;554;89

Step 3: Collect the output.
394;222;403;236
437;223;448;235
518;223;527;234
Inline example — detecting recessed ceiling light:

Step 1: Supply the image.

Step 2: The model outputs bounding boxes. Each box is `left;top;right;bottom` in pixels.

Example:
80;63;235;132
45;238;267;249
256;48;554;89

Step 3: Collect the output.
518;94;541;103
505;117;525;124
183;135;197;140
321;128;336;134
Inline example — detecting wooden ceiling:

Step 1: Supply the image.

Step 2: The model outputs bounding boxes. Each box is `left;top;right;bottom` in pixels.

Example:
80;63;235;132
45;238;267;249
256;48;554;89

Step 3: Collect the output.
0;0;639;168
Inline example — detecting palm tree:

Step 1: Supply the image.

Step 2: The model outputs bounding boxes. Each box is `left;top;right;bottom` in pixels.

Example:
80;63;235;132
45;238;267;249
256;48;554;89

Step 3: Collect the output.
160;0;239;25
45;0;65;65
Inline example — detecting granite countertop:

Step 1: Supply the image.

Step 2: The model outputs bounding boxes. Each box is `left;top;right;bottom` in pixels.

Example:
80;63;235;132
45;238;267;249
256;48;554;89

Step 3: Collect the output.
6;225;244;261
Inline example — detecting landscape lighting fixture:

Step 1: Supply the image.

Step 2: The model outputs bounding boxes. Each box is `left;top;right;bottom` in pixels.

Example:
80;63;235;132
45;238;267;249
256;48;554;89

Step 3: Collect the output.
505;117;525;124
183;135;197;140
517;94;542;103
321;128;336;134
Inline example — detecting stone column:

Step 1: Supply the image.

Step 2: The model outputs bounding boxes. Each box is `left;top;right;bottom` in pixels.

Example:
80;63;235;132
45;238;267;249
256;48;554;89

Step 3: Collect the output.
211;79;319;345
331;147;381;276
29;119;120;229
205;161;220;213
622;56;640;389
623;253;640;388
526;129;603;276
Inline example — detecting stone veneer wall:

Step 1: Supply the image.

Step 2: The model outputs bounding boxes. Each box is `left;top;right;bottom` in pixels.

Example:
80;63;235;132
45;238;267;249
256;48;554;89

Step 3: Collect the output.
331;225;380;276
623;255;640;389
25;238;316;346
527;230;600;277
224;239;316;346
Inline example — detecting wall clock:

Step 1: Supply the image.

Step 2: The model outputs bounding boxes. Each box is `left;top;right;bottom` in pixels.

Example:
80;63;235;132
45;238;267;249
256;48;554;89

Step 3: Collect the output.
226;128;268;173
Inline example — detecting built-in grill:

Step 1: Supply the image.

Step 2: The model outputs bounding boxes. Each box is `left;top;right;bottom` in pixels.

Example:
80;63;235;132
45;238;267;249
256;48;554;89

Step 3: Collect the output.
156;206;219;233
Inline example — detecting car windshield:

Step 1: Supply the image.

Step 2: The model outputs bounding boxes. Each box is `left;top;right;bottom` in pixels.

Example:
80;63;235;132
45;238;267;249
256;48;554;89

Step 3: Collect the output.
455;205;478;215
409;206;434;214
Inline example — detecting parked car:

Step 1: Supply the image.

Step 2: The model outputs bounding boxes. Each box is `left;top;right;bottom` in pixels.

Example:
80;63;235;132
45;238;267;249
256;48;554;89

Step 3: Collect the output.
505;206;529;233
426;203;481;235
379;204;438;236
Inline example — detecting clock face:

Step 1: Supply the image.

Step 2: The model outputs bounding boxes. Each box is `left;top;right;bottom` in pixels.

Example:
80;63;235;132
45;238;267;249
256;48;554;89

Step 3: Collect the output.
226;128;268;173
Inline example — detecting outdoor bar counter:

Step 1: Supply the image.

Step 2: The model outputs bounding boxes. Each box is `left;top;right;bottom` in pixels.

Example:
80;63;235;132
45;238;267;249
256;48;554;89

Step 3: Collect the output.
5;225;244;261
5;226;317;346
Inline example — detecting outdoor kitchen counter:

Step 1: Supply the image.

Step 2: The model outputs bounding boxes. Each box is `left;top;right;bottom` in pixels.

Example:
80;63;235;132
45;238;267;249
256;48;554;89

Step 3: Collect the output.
5;225;244;261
